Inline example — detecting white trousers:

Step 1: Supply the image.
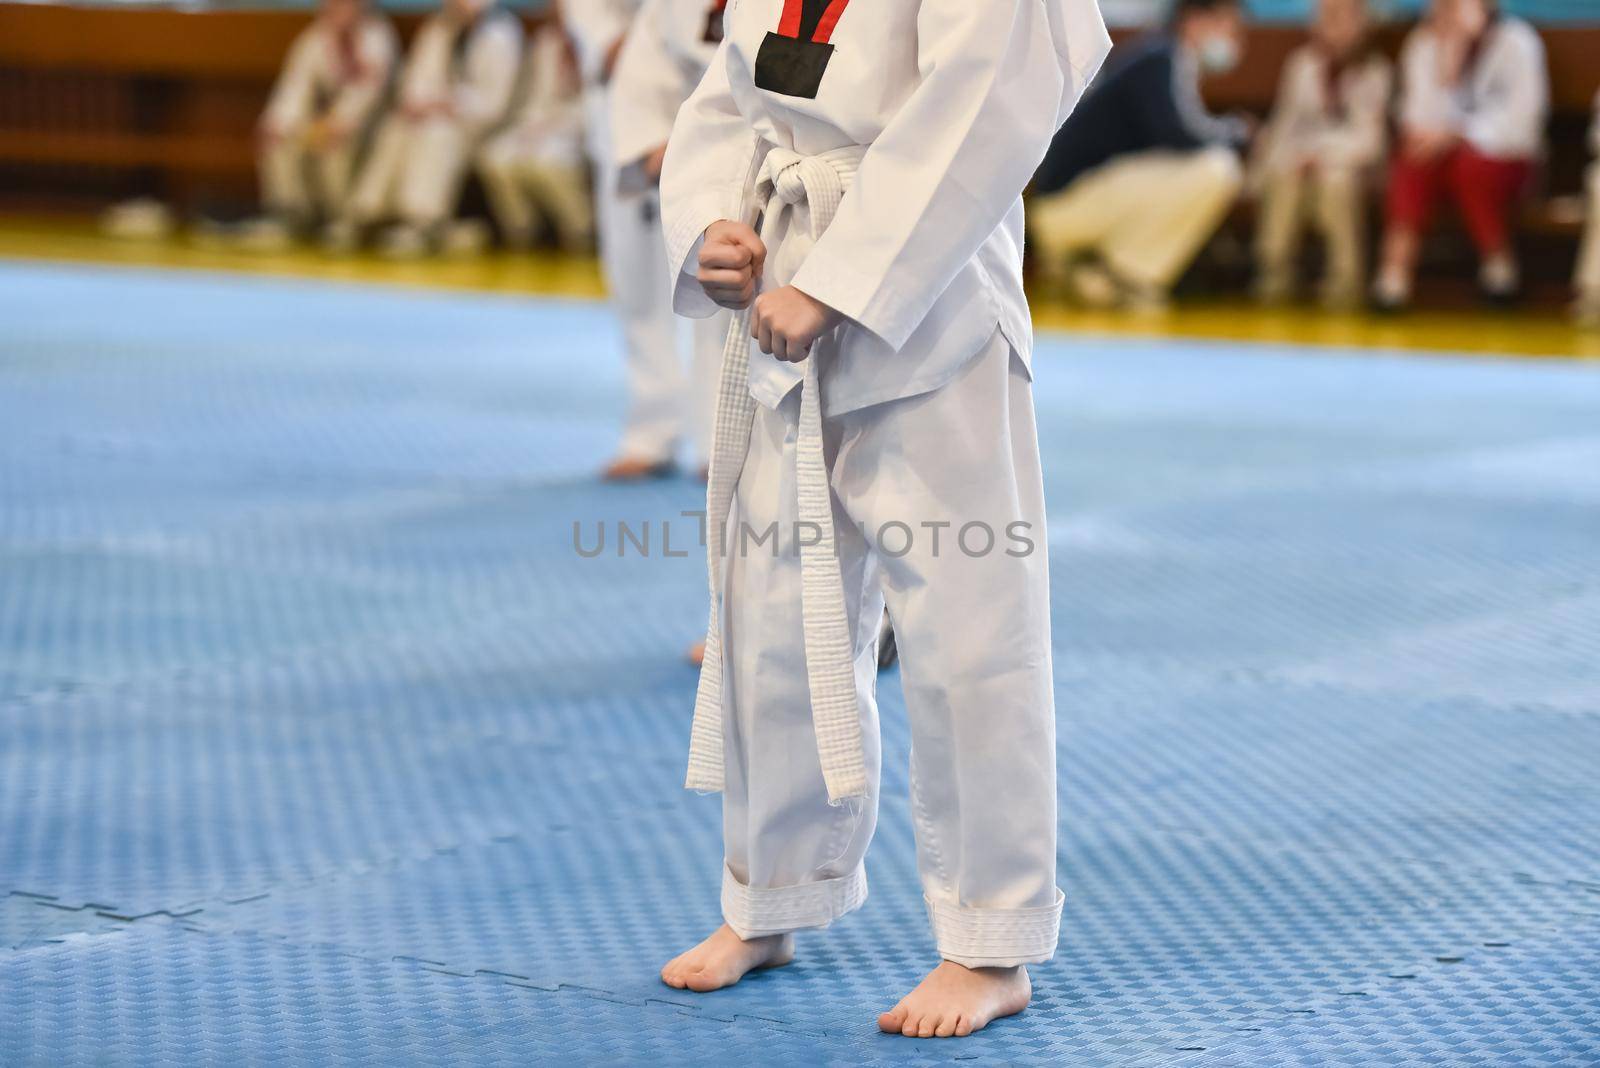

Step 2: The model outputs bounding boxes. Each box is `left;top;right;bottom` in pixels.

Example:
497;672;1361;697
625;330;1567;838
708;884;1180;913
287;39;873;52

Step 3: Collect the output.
1576;163;1600;300
1256;165;1367;304
477;133;595;250
1029;147;1243;292
259;135;358;221
717;329;1063;967
347;116;472;228
586;88;686;466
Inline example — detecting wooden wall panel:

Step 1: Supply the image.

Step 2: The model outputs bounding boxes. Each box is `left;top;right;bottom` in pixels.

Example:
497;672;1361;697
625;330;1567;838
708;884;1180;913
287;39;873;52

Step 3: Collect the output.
0;4;1594;212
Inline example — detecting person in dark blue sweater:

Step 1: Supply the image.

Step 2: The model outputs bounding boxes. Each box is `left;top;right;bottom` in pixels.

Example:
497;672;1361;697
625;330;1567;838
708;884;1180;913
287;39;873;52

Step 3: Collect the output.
1029;0;1254;310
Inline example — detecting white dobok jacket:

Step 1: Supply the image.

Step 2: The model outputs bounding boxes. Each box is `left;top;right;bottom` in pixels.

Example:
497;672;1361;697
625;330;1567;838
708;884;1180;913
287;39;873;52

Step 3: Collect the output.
563;0;646;88
610;0;727;190
398;6;523;134
1397;15;1548;161
660;0;1112;418
260;14;398;137
499;24;586;165
1257;43;1392;178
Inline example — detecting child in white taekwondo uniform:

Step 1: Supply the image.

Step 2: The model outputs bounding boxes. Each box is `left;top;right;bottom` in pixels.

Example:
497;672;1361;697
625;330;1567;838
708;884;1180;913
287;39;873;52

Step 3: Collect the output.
656;0;1110;1038
337;0;522;255
255;0;397;239
477;16;593;252
609;0;729;474
1252;0;1390;309
1574;91;1600;329
564;0;684;480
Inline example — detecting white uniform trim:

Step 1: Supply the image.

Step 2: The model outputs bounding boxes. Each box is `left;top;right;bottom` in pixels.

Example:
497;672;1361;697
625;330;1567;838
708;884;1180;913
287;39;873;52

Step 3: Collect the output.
722;862;868;940
926;890;1066;969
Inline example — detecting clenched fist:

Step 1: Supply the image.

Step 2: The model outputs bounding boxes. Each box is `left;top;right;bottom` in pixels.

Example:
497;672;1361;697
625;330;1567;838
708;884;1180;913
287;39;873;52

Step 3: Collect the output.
751;285;843;363
698;220;766;310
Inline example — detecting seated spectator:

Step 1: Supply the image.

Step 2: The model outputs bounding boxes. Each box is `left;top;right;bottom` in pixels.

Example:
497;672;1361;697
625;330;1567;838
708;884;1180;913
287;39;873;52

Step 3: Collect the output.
1574;90;1600;328
333;0;523;257
253;0;397;244
477;13;593;252
1252;0;1391;309
1029;0;1252;311
1373;0;1548;310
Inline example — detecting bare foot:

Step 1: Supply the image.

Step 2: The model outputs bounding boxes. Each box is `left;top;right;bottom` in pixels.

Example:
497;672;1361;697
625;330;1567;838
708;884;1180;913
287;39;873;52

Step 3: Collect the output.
600;455;677;482
878;960;1031;1038
685;639;706;667
661;924;794;992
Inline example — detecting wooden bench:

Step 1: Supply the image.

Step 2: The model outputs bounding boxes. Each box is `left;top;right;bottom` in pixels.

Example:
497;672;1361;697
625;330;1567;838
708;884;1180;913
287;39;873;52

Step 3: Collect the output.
0;6;1594;227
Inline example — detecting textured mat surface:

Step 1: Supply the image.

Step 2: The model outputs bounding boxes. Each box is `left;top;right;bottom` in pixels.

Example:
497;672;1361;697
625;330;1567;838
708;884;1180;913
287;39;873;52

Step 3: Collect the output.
2;261;1598;1065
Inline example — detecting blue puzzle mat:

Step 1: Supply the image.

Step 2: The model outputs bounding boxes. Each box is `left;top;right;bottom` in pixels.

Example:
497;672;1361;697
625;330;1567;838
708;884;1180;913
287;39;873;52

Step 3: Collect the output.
2;261;1598;1065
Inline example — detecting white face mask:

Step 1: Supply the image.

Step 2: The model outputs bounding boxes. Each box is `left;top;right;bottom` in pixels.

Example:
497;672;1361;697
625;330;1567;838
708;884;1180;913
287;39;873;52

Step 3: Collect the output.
1198;34;1241;73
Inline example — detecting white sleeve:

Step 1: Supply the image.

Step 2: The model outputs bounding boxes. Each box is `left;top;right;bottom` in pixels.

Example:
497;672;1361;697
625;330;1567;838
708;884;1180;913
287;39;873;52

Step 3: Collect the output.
526;28;566;110
328;20;398;132
456;17;524;130
1462;23;1547;159
398;21;439;107
1316;57;1392;170
1042;0;1115;128
261;27;320;134
563;0;631;85
1253;49;1313;178
658;39;762;319
608;0;686;189
1173;51;1251;146
789;0;1110;352
1398;30;1455;134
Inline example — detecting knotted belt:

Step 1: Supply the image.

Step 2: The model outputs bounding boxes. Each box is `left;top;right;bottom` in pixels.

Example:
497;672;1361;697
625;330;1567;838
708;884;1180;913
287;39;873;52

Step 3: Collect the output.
686;142;868;805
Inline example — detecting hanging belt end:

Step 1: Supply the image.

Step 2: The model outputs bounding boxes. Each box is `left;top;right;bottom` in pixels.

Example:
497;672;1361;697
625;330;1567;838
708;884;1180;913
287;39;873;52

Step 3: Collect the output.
685;765;725;795
823;770;870;808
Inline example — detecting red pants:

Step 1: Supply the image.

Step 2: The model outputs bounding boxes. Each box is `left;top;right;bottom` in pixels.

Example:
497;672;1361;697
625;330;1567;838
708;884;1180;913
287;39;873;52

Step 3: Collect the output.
1386;144;1533;256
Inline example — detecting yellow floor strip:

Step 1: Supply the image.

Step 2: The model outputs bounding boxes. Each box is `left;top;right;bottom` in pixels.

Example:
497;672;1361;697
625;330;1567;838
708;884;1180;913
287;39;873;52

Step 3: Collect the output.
0;217;607;300
3;216;1597;360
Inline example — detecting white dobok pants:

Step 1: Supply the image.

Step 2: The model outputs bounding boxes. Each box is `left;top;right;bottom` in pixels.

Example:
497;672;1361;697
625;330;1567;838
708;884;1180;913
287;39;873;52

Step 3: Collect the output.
259;133;359;221
716;328;1063;967
477;132;595;251
1576;162;1600;303
585;87;686;466
1256;164;1368;305
1029;146;1243;292
347;116;473;229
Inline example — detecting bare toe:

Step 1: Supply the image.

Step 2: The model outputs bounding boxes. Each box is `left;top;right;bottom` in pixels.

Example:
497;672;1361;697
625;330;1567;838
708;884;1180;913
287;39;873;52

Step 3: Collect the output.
954;1014;973;1037
935;1015;958;1038
877;1009;906;1034
916;1015;937;1038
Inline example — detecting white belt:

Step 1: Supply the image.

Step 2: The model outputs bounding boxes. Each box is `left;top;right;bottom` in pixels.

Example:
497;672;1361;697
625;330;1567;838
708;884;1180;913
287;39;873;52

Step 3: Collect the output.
686;142;869;805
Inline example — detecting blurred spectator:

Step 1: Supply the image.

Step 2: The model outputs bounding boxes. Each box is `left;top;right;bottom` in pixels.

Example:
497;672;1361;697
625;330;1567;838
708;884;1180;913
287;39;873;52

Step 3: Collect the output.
252;0;398;246
1574;90;1600;328
564;1;683;482
477;14;593;252
1251;0;1390;309
1373;0;1548;311
1029;0;1253;311
332;0;523;257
